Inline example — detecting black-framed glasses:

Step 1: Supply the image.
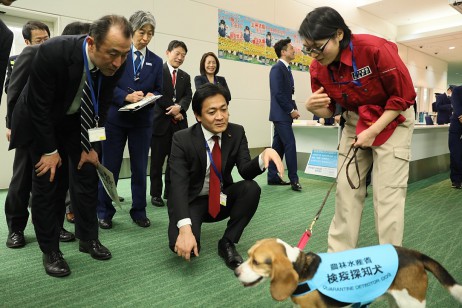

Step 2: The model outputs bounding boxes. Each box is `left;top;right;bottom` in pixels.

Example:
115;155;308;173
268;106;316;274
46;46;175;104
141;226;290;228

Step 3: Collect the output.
302;36;332;56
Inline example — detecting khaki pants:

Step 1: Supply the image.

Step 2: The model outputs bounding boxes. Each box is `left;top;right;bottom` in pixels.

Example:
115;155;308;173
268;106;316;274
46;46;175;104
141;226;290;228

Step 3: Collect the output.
327;107;415;252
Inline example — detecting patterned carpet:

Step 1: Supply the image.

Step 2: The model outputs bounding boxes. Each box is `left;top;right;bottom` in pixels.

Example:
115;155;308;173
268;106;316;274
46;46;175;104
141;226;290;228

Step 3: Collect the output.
0;171;461;307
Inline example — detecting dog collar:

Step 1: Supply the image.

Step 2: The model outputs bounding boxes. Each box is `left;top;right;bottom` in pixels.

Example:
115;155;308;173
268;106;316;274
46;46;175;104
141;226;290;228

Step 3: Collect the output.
292;280;313;297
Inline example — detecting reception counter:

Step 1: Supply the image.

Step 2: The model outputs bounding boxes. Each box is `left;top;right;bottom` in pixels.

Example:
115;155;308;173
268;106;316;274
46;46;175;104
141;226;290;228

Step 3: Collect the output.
292;122;450;182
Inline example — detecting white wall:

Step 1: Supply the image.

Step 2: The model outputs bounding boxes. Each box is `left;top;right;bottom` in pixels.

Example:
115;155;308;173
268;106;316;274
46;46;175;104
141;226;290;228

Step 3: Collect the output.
0;0;449;188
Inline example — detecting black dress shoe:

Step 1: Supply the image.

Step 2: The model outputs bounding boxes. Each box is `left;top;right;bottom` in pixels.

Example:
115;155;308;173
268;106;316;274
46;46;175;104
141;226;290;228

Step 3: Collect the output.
6;231;26;248
43;251;71;277
98;219;113;229
452;182;461;189
79;239;112;260
133;217;151;228
59;228;76;242
151;196;165;207
267;179;291;185
218;238;243;270
291;182;302;191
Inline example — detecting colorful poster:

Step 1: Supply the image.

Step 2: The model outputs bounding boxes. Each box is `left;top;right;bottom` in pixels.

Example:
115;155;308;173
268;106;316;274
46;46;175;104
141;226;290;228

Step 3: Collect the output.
218;9;312;71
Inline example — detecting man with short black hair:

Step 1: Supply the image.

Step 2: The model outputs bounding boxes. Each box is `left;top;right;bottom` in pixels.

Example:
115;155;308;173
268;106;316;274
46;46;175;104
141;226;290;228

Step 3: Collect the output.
168;83;284;270
9;15;132;277
4;20;50;93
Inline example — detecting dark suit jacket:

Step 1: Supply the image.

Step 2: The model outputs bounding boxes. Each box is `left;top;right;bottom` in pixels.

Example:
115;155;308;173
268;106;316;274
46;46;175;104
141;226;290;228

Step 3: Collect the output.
4;54;17;94
0;20;13;103
152;62;192;136
6;46;38;130
10;34;124;154
269;60;296;122
435;93;452;124
105;47;163;128
194;75;231;102
168;122;264;222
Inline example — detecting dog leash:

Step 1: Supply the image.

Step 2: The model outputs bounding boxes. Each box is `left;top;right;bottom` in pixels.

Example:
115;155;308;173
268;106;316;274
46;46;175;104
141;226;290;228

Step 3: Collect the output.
297;140;361;250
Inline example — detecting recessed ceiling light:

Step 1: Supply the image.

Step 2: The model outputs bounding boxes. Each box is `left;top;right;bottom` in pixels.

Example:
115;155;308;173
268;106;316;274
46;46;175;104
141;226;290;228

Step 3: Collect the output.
449;46;455;49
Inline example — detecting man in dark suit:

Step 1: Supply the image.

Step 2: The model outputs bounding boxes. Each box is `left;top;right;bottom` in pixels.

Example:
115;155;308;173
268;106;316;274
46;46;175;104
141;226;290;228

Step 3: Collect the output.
0;0;15;103
9;15;132;277
168;83;284;270
97;11;163;229
4;20;50;94
150;40;192;207
268;38;302;191
435;86;454;125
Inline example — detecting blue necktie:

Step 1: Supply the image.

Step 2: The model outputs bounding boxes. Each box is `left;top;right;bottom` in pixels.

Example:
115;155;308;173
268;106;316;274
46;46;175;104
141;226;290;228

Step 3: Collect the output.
134;51;142;78
288;65;294;94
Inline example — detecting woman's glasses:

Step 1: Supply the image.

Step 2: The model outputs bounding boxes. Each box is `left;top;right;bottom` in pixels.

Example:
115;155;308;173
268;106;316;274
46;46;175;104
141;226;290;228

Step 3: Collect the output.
302;36;332;56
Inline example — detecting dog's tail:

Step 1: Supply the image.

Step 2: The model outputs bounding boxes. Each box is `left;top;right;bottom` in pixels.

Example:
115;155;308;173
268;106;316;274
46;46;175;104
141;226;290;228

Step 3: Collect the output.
421;254;462;303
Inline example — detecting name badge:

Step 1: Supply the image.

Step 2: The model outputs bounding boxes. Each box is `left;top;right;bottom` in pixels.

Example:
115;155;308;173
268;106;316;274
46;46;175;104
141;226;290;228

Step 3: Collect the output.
145;62;152;66
220;192;227;206
88;127;106;142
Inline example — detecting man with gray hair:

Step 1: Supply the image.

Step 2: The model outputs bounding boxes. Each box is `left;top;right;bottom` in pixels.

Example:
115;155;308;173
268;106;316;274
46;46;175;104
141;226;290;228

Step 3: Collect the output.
97;11;163;229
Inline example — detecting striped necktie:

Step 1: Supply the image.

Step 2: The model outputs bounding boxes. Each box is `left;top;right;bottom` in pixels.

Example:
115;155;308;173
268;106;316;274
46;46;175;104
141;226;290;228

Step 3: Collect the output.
134;50;142;78
80;70;97;153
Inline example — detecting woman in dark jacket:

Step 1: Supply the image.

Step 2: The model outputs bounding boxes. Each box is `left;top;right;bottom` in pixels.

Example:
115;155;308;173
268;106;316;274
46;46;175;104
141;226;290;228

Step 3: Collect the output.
194;52;231;102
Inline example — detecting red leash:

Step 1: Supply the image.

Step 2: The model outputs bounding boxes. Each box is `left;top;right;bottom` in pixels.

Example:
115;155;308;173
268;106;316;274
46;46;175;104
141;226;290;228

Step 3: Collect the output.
297;142;360;250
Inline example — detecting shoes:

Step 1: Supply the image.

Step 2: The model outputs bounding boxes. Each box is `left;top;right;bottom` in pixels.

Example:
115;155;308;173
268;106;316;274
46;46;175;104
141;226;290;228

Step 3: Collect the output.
6;231;26;248
59;228;75;242
98;219;113;229
119;196;124;202
451;182;461;189
291;182;302;191
79;239;112;260
66;212;75;223
133;217;151;228
43;251;71;277
267;179;291;185
151;196;165;207
218;238;243;270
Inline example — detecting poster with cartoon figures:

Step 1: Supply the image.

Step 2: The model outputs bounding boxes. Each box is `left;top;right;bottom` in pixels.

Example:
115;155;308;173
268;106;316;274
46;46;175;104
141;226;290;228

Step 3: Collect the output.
218;9;312;71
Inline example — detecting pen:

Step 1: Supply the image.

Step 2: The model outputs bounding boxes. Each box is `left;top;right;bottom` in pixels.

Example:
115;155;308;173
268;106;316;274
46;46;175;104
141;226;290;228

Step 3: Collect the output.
127;87;136;93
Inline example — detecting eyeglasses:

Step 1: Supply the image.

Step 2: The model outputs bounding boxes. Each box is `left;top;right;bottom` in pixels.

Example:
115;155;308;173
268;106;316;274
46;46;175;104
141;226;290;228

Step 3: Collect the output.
302;37;332;56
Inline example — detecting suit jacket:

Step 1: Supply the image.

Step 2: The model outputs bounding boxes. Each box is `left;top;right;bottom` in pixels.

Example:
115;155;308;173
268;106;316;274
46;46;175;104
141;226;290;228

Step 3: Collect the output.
4;54;17;94
10;34;124;154
269;60;297;122
168;122;264;222
435;93;452;124
105;47;163;128
152;62;192;136
194;75;231;102
0;20;13;103
6;46;38;131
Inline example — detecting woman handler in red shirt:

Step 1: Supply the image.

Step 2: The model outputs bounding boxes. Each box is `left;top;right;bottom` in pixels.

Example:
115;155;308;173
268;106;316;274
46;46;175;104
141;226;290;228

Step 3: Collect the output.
299;7;416;252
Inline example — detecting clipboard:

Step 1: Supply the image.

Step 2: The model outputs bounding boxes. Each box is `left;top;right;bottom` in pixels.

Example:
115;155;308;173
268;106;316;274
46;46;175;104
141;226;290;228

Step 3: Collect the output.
118;94;162;111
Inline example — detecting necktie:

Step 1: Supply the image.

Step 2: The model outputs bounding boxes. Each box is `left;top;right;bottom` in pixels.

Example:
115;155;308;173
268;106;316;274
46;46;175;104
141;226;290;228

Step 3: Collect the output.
80;70;97;153
208;135;221;218
288;65;294;94
172;69;177;88
134;51;142;78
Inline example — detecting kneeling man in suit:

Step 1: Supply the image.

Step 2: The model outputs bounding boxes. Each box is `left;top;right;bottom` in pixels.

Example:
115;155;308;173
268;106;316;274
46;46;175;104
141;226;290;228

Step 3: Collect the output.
168;83;284;270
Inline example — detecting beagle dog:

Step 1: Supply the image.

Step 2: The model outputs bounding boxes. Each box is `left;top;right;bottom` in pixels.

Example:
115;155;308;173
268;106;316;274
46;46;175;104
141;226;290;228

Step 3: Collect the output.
235;238;462;308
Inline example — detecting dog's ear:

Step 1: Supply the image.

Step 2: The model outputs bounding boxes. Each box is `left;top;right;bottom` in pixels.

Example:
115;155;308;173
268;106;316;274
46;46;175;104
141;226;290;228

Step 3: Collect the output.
269;255;299;301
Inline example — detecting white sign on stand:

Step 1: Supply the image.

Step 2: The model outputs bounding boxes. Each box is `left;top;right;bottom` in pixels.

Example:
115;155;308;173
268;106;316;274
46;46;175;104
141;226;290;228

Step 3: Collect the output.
305;149;338;178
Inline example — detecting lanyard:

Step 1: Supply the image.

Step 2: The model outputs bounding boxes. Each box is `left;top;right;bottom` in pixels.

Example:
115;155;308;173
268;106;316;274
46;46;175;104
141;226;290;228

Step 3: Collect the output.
205;139;223;189
328;41;362;87
131;45;144;79
82;38;102;126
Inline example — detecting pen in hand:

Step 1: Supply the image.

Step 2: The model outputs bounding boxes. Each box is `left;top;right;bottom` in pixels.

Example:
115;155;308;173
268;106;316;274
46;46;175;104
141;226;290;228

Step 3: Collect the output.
127;87;136;93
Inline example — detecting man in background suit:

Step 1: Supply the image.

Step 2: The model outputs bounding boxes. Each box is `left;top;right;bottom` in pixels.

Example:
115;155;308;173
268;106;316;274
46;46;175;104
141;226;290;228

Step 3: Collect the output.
267;38;302;192
168;83;284;270
97;11;163;229
4;20;50;94
0;0;15;103
9;15;132;277
435;85;454;125
150;40;192;207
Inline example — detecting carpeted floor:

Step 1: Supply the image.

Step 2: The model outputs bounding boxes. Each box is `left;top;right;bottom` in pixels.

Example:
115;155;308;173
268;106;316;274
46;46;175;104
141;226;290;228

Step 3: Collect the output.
0;171;461;307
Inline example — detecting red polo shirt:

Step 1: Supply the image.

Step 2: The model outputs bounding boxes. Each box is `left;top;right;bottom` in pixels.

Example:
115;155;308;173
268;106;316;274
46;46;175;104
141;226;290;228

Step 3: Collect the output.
310;34;416;113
